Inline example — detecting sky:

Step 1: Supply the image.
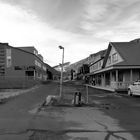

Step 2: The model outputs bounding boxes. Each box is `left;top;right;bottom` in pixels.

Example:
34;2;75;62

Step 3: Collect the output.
0;0;140;66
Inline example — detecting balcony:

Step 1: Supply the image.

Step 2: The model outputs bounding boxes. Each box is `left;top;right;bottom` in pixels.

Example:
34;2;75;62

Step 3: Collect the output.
0;60;5;62
0;63;5;66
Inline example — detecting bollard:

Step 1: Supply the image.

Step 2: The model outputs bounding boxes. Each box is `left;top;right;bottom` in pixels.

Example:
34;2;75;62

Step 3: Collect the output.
86;85;89;104
73;91;82;106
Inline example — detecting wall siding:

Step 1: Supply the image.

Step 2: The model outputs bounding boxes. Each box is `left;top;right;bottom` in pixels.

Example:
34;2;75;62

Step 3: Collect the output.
105;46;123;67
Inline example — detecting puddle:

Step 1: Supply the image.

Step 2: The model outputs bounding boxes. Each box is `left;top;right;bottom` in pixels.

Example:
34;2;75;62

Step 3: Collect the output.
0;98;7;104
90;93;122;98
132;103;140;107
29;108;39;114
92;101;120;110
28;129;70;140
100;103;120;110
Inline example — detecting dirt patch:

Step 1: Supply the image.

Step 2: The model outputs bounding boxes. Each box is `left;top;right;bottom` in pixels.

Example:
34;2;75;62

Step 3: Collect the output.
28;129;71;140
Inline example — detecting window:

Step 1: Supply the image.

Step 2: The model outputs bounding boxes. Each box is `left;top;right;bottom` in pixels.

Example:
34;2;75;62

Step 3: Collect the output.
35;60;41;68
43;65;46;71
98;61;101;68
108;56;111;64
34;50;38;55
15;66;22;70
7;58;12;67
6;49;12;68
6;49;11;56
112;53;118;62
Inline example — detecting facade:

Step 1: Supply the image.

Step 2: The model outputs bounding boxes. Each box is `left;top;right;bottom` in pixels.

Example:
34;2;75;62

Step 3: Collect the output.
0;43;56;88
88;39;140;91
87;50;106;85
47;63;60;80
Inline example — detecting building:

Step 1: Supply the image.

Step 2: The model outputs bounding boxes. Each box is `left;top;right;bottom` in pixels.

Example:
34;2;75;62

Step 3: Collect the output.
87;50;106;85
66;58;89;80
53;62;70;80
0;43;56;88
88;39;140;91
67;51;106;80
53;62;70;72
46;63;60;80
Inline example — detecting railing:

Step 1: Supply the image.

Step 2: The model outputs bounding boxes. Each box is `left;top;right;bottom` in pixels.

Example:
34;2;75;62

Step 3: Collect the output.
111;81;133;90
0;76;40;89
87;81;133;91
0;53;5;56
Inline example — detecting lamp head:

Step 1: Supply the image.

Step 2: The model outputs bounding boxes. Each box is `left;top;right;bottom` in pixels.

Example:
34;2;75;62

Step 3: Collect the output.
58;46;64;49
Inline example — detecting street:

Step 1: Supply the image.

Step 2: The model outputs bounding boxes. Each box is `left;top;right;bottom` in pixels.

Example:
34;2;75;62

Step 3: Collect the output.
0;81;140;140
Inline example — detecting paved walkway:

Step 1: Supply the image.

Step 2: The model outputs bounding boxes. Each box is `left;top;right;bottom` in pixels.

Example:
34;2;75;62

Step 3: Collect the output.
29;106;136;140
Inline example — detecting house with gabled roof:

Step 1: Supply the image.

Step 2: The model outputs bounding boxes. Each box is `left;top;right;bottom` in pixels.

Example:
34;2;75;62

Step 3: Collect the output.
88;39;140;91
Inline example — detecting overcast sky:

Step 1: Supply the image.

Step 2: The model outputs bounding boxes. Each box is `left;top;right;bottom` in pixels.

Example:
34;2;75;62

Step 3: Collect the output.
0;0;140;66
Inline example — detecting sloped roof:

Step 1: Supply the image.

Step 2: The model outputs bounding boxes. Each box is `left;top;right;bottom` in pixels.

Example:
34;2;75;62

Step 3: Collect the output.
94;49;106;57
53;62;70;68
110;41;140;66
0;43;58;75
89;49;106;59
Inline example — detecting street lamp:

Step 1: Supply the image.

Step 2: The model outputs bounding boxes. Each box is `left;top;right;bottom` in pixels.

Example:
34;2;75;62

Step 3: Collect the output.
58;45;64;97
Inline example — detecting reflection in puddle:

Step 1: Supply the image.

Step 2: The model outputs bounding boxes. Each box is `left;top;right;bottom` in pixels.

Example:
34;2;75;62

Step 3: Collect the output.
29;108;39;114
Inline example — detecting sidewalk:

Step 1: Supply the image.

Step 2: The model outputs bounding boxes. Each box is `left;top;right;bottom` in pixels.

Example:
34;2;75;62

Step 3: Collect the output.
0;85;39;100
85;84;115;92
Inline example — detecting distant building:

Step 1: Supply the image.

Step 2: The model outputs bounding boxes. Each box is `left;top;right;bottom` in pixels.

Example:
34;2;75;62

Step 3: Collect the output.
87;50;106;85
66;58;89;80
53;62;70;72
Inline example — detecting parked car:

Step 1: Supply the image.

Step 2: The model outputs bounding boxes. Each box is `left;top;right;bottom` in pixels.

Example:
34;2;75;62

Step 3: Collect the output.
128;80;140;96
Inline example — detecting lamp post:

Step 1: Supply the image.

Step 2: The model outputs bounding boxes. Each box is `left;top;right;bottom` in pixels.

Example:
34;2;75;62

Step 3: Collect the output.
58;46;64;97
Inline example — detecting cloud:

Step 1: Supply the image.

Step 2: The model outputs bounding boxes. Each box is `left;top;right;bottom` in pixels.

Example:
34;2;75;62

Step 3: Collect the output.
0;2;76;65
1;0;140;66
1;0;85;33
0;1;97;66
81;0;140;41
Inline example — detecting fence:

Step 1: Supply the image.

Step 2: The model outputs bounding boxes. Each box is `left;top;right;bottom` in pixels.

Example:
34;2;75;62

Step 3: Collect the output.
0;76;41;89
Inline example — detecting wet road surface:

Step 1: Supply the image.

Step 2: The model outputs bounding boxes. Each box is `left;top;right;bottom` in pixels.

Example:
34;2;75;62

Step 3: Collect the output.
0;81;140;139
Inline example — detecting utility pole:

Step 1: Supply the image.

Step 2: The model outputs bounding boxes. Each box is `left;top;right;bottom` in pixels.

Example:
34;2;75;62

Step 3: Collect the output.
58;46;64;97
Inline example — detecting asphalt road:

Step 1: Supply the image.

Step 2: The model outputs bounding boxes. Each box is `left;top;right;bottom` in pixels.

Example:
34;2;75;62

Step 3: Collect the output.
0;81;140;140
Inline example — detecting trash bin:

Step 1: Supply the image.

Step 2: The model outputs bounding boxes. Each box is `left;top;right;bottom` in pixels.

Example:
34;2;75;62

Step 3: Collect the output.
73;91;82;106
